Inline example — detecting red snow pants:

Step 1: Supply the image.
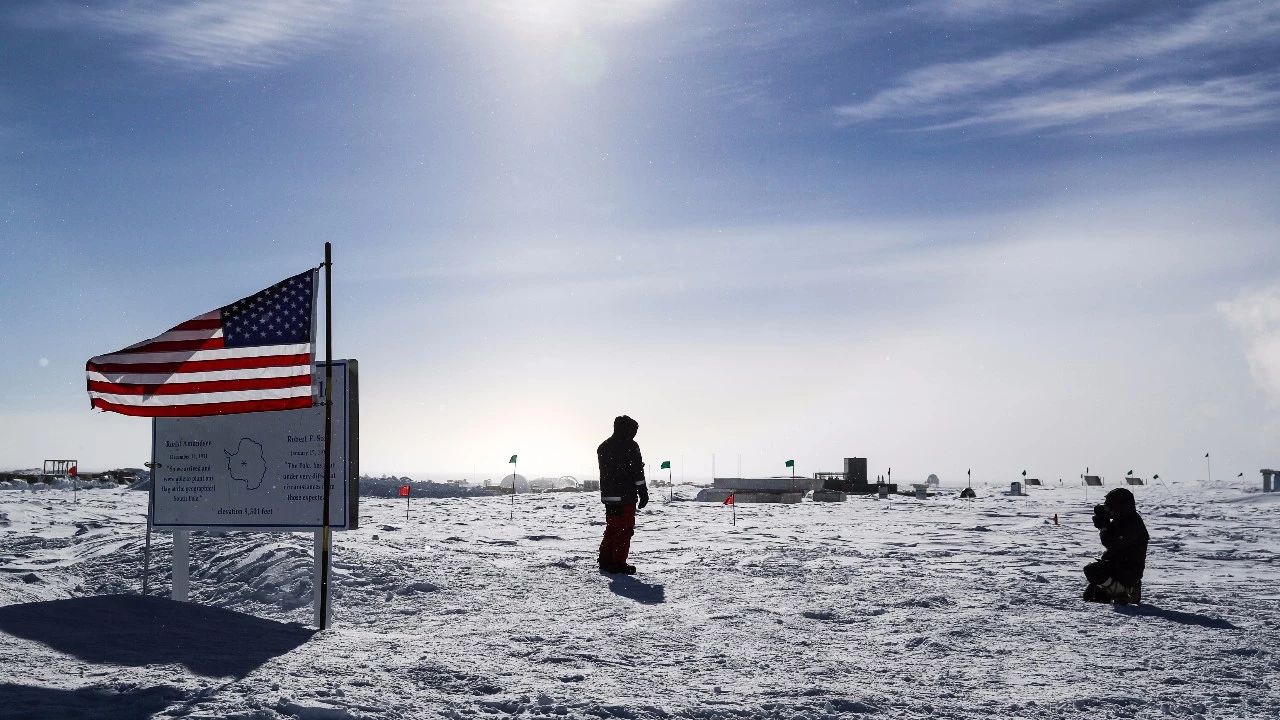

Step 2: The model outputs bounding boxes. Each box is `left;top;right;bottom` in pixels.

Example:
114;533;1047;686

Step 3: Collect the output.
599;502;636;568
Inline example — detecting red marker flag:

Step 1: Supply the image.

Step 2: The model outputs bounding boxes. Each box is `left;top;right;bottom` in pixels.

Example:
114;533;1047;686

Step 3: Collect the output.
68;466;78;477
723;493;735;506
399;484;410;497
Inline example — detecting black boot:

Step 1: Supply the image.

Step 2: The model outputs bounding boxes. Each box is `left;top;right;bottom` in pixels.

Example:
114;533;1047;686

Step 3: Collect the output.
1115;580;1141;605
1083;584;1110;603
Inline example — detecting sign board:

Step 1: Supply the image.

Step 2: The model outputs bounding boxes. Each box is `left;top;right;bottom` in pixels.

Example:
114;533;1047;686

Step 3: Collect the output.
42;459;78;479
151;360;359;530
1083;475;1103;487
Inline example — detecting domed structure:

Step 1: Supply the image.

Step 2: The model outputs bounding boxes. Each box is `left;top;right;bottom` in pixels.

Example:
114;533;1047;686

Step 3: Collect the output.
927;474;940;486
499;474;530;492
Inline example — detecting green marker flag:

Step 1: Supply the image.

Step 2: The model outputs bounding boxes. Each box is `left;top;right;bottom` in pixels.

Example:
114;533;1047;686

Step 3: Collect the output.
785;460;795;468
509;455;517;464
660;461;671;469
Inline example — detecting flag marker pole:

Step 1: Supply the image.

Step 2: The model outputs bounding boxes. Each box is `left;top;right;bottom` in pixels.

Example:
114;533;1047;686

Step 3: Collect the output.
510;457;517;521
143;459;156;595
319;241;334;631
142;515;152;594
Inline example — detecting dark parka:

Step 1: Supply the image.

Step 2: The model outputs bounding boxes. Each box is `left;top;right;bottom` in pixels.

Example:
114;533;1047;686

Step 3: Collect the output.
597;416;647;505
1097;488;1149;586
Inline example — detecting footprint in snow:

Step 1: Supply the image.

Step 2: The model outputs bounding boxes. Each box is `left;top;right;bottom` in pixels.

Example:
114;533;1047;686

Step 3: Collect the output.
396;581;441;595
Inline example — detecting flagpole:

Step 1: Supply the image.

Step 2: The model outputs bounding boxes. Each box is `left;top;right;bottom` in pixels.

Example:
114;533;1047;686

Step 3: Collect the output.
143;458;155;595
319;242;334;631
510;457;516;521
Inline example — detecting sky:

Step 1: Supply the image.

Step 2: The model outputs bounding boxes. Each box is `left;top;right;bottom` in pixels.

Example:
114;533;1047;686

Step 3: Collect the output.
2;0;1279;486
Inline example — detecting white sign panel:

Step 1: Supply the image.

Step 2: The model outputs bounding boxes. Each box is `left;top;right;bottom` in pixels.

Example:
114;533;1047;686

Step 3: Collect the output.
151;360;359;530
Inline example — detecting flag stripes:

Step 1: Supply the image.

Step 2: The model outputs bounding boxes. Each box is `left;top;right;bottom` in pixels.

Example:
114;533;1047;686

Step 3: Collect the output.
86;269;317;417
87;373;312;396
90;384;312;406
87;353;312;375
89;396;314;417
86;365;310;385
89;343;312;365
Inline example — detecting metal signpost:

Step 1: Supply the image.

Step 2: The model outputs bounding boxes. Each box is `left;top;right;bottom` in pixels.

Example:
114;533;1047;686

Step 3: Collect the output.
42;460;78;501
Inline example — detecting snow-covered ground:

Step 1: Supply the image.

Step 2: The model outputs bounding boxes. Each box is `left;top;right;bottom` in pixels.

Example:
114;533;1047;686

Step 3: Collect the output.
1;483;1277;719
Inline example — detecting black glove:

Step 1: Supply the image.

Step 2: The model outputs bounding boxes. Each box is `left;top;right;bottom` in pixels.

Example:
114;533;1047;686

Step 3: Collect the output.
637;487;649;509
1092;504;1110;529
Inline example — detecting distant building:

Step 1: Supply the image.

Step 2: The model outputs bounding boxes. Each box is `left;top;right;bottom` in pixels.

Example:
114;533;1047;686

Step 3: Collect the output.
499;474;531;492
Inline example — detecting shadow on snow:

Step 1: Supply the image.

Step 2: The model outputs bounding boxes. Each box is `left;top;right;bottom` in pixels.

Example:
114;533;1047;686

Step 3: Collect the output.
1113;603;1238;629
0;682;185;720
609;576;665;605
0;594;314;677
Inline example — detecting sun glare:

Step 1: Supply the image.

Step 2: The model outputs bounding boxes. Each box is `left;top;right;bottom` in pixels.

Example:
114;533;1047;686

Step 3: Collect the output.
501;0;591;33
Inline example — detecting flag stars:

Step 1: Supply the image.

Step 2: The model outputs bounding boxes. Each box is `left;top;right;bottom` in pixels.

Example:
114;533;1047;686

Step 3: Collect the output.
220;270;314;347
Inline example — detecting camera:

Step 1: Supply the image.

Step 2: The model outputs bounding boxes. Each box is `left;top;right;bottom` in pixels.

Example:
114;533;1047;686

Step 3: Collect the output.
1092;503;1112;528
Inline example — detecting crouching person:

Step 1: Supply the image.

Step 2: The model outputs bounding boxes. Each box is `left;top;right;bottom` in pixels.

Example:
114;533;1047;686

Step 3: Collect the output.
1083;487;1149;604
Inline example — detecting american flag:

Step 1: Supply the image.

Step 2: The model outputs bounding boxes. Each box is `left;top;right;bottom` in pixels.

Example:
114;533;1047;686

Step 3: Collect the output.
86;269;318;417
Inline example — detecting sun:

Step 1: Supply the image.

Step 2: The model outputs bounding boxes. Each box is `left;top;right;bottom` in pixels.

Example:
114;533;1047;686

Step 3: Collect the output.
499;0;591;34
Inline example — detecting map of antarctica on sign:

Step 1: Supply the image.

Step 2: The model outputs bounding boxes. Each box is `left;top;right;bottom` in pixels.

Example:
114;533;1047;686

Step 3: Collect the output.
151;364;352;528
226;438;268;491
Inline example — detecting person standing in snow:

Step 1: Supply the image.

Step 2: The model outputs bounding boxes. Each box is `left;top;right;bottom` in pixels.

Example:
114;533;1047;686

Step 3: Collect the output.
1083;487;1149;604
597;415;648;575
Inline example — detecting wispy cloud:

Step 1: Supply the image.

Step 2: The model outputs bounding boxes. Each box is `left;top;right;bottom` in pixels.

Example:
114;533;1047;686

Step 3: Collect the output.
483;0;678;30
837;0;1280;135
918;0;1106;19
1220;286;1280;407
20;0;685;71
26;0;361;70
918;74;1280;135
